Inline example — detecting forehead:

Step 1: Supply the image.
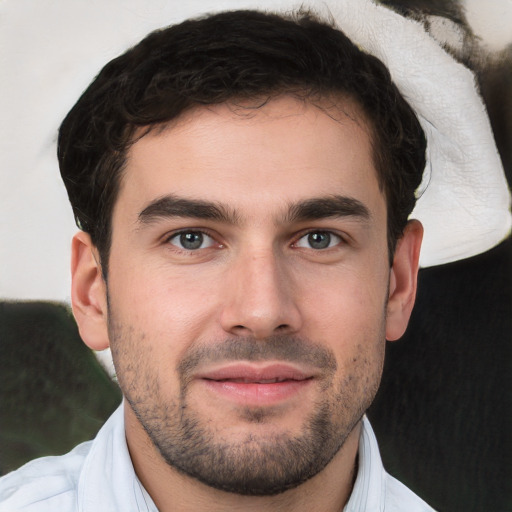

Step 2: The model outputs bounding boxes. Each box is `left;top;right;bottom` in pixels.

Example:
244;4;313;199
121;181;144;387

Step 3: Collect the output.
116;96;384;223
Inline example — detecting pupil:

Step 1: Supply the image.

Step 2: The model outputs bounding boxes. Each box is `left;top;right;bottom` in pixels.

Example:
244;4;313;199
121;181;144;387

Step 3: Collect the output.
308;232;330;249
180;232;203;250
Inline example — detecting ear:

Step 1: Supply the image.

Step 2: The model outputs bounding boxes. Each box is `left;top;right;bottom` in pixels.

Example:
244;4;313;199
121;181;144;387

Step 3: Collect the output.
71;231;110;351
386;219;423;341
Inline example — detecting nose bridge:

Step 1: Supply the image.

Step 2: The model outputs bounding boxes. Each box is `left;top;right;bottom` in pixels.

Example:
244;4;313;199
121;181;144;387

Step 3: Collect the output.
220;245;301;338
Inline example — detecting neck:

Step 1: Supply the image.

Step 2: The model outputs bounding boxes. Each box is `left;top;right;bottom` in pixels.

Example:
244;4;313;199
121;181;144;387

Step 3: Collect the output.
124;403;361;512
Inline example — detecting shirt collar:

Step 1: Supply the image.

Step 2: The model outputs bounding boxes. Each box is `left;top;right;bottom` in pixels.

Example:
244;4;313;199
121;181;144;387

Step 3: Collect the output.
343;416;386;512
77;404;158;512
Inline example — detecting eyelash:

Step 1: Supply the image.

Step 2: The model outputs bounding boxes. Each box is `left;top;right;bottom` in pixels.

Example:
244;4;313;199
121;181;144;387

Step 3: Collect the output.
164;229;220;252
163;228;347;253
292;230;346;250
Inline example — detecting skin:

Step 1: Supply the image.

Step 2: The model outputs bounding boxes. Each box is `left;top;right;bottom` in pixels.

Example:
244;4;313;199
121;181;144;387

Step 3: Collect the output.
71;96;423;512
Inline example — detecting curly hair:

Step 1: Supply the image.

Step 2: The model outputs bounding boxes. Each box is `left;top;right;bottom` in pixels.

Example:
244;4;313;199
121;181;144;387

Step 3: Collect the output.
58;9;426;275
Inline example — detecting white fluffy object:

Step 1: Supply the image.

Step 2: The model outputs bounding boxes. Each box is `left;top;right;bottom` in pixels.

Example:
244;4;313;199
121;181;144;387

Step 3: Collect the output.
326;0;511;266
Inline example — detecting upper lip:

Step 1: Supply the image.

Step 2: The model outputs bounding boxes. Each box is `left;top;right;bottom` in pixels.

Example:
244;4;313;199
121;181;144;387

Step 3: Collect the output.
196;363;314;383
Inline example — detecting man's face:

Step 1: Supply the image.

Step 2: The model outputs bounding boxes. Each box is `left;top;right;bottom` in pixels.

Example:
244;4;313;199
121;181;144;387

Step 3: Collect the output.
80;96;413;495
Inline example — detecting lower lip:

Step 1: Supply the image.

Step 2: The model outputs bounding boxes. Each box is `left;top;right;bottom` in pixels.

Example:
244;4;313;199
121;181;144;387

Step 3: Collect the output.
201;379;312;406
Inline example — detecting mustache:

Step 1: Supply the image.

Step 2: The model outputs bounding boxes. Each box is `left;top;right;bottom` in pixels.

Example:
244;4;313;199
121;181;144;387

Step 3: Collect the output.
177;335;337;381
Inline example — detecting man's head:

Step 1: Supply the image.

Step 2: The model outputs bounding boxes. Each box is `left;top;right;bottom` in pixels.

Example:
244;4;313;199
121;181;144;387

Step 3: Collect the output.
65;9;425;504
58;9;425;276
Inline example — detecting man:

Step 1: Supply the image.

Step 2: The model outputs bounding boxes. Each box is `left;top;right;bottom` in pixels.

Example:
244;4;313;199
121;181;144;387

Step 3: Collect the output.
0;8;433;511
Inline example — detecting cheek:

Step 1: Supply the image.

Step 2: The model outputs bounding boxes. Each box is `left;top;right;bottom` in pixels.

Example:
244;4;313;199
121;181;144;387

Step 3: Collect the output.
298;262;389;336
297;262;388;383
107;261;224;355
333;335;386;420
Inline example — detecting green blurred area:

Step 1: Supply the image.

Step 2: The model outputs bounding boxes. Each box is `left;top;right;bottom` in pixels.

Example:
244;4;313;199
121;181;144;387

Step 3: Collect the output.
0;301;122;475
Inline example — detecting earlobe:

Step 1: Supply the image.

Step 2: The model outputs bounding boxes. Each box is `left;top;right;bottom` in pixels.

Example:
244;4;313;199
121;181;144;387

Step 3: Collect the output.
386;220;423;341
71;231;110;351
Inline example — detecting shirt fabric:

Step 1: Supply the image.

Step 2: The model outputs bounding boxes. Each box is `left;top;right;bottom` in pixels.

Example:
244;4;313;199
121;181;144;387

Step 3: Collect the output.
0;405;434;511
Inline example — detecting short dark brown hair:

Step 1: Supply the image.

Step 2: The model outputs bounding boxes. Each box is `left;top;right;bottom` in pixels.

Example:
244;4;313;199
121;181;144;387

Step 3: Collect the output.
58;9;426;275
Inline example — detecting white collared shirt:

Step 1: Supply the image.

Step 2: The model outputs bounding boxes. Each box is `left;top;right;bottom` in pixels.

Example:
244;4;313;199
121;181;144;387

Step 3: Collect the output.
0;406;434;511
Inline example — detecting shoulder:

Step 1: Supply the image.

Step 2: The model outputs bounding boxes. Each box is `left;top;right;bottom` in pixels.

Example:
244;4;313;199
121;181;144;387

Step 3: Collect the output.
0;441;92;512
384;473;436;512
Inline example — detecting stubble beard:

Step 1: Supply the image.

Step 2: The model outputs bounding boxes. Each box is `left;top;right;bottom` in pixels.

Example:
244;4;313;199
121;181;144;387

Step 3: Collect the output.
108;320;385;496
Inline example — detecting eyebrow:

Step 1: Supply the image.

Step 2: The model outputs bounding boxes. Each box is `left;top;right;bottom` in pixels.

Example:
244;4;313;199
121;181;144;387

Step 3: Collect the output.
137;194;370;226
284;195;371;223
138;195;239;225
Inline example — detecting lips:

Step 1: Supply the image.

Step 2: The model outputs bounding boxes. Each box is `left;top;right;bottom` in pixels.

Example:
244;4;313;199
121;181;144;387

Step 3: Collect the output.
215;377;291;384
196;363;314;406
199;363;312;383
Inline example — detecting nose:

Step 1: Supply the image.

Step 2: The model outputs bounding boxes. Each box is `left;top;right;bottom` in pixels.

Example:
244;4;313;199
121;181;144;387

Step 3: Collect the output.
220;249;302;339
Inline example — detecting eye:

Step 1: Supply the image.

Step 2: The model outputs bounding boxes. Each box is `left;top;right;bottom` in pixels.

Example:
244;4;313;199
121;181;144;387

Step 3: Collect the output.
167;231;216;251
294;231;343;250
